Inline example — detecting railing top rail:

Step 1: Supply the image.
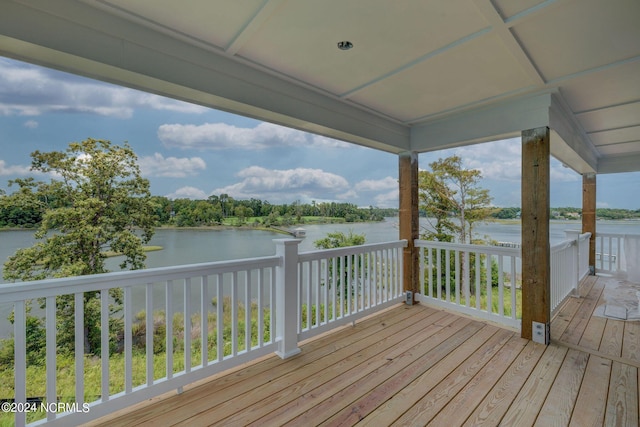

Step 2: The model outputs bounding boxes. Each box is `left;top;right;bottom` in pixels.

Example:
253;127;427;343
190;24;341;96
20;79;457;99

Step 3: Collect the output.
551;239;576;252
298;239;407;262
0;255;281;301
415;239;520;256
578;232;592;240
596;232;639;239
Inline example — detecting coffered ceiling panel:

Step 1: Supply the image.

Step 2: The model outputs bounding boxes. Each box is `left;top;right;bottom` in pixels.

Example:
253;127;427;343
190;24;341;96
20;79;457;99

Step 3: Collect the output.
235;0;489;95
490;0;547;20
348;32;536;122
511;0;640;81
99;0;265;50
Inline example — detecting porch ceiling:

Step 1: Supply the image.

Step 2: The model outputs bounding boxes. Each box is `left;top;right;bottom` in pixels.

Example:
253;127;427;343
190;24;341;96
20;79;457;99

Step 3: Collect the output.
0;0;639;173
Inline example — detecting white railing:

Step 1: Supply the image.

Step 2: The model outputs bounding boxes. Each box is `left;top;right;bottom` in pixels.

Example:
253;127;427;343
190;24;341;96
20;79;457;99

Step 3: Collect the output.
0;239;406;426
596;232;640;280
2;256;280;427
297;240;407;342
550;232;591;315
414;240;521;329
595;232;624;274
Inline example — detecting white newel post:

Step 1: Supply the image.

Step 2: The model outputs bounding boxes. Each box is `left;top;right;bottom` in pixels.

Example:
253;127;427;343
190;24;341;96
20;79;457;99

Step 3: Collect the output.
274;239;302;359
565;230;581;294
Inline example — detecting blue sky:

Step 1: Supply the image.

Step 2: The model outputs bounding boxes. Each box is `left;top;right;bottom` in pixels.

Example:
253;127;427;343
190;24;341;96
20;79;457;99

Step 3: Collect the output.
0;57;638;209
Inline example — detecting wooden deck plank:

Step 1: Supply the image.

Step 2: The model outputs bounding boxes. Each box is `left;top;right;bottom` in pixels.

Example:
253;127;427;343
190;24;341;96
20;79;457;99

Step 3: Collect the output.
623;321;640;362
359;323;504;426
315;319;489;427
288;317;483;426
578;308;606;351
89;303;431;427
534;349;589;426
462;341;547;427
500;343;568;427
389;328;516;426
552;296;584;338
174;307;449;426
569;355;611;427
559;278;605;345
426;335;529;426
600;318;625;358
605;361;639;426
217;310;464;426
552;275;597;339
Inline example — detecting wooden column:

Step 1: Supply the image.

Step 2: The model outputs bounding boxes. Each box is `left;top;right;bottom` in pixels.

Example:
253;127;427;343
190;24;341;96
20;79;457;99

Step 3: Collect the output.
582;173;597;273
521;127;550;343
399;151;419;301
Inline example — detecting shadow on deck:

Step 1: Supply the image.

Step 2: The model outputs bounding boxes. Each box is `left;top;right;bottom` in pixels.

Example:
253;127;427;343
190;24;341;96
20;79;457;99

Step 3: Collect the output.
86;275;639;426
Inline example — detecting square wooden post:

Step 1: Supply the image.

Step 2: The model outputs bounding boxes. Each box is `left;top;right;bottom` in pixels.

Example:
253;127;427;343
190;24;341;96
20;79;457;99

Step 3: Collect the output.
582;173;597;273
521;127;550;343
399;151;419;301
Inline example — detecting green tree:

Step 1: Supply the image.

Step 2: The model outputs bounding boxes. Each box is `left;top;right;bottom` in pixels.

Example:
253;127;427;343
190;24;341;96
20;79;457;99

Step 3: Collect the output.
314;231;366;249
420;155;493;244
419;155;494;294
314;231;366;298
3;138;156;355
419;170;456;242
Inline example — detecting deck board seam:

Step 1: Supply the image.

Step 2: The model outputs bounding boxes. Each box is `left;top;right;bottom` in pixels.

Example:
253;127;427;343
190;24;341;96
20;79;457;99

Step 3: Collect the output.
552;339;640;369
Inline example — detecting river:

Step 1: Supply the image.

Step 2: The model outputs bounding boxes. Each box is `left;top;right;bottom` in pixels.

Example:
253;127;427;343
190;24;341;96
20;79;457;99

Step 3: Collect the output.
1;219;639;338
2;218;640;283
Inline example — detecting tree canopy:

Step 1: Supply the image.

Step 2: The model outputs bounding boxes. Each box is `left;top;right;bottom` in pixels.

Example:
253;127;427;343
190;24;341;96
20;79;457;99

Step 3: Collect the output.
3;138;156;281
419;155;493;243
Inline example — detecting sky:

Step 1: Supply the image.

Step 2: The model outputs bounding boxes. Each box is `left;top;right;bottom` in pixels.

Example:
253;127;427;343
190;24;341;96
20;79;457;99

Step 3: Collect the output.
0;57;639;210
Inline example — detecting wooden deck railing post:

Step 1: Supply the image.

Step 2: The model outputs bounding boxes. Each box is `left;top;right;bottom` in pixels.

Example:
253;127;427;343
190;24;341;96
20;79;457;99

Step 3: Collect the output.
274;239;302;359
521;127;550;344
399;151;419;303
582;173;596;274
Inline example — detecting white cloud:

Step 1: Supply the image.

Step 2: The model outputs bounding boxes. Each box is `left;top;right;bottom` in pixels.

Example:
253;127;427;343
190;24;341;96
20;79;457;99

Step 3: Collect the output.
454;139;522;182
0;160;31;176
355;176;397;191
212;166;350;203
158;121;350;150
0;58;206;118
166;186;208;200
23;120;38;129
336;190;358;200
139;153;206;178
423;138;579;183
373;189;399;208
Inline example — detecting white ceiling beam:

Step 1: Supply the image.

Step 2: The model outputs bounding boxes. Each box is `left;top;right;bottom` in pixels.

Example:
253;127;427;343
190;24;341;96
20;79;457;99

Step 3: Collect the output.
410;93;553;152
598;154;640;174
549;94;599;173
473;0;545;86
225;0;284;55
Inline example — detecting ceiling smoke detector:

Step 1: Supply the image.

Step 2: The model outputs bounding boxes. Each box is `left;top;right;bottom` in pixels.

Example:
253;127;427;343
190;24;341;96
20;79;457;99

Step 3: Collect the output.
337;41;353;51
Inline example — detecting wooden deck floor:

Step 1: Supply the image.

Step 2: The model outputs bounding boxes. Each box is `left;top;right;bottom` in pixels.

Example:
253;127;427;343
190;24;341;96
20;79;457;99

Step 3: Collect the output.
87;275;640;426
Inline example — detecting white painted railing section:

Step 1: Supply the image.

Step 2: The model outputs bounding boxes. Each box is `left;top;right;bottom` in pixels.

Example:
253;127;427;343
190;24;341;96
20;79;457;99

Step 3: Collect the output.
550;231;591;315
416;231;592;329
414;240;521;329
595;232;623;274
1;239;407;426
4;256;281;427
296;240;407;342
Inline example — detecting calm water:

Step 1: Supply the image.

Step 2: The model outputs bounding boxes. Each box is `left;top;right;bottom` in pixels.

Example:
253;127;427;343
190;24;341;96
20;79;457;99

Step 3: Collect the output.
1;219;639;338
